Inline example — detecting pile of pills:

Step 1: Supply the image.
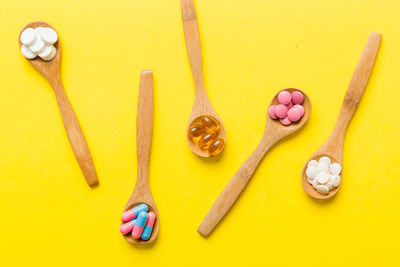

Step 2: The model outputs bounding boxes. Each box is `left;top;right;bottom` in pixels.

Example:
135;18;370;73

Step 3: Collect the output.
187;116;225;156
120;204;156;240
20;27;58;61
305;156;342;195
268;90;305;126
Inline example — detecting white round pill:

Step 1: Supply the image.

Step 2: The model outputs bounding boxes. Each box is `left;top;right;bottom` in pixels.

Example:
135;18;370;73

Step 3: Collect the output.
38;45;53;59
38;27;58;45
317;163;329;173
306;166;318;178
312;178;318;189
331;174;341;187
20;28;37;46
42;46;57;61
317;185;329;194
319;156;331;165
21;45;36;59
326;181;333;190
29;37;45;53
316;172;330;184
330;163;342;175
307;160;318;168
307;177;314;184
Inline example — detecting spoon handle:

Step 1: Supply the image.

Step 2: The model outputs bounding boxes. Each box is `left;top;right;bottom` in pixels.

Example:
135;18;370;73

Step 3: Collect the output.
332;32;381;139
134;71;153;191
51;80;98;186
181;0;207;101
198;137;275;236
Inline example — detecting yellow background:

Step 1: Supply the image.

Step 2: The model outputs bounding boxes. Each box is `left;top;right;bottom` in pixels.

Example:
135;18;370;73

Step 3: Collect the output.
0;0;399;266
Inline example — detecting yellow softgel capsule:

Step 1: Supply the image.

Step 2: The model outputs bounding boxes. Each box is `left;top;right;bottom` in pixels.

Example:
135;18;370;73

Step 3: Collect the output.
201;116;219;133
187;124;205;141
198;133;216;150
208;138;225;156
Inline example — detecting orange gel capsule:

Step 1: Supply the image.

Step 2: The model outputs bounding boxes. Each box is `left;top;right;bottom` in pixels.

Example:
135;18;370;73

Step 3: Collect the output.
198;133;216;150
201;116;219;133
187;125;205;140
208;138;225;156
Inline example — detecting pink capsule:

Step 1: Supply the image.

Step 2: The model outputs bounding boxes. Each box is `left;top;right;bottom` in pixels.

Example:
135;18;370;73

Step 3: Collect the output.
291;91;304;105
121;203;148;222
277;91;291;105
120;219;136;235
268;105;278;119
132;211;148;239
275;104;288;119
141;212;156;240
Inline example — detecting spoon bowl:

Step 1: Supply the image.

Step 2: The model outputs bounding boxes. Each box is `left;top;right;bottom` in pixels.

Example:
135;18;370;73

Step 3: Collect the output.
19;21;99;187
198;88;310;236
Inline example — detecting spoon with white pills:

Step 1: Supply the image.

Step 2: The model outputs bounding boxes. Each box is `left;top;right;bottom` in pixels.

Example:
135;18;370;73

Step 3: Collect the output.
301;32;382;199
121;71;159;244
19;21;98;187
198;88;311;237
181;0;227;157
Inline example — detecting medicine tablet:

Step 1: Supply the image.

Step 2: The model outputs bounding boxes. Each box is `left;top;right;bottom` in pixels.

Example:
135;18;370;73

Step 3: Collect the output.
293;104;304;116
306;166;318;179
277;91;291;105
331;174;341;187
312;179;318;189
20;28;37;46
319;156;331;165
316;172;330;184
291;91;304;105
330;163;342;175
286;102;293;109
279;117;291;126
275;104;288;119
29;37;45;53
287;107;302;122
21;45;36;59
268;105;278;119
38;45;53;59
307;160;318;168
326;181;333;190
307;177;314;184
316;185;329;195
42;46;57;61
317;163;329;173
38;27;58;45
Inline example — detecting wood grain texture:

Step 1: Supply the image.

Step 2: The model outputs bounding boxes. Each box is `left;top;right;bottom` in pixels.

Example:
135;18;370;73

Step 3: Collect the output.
301;32;382;199
198;88;311;237
181;0;227;157
19;21;98;187
122;70;159;244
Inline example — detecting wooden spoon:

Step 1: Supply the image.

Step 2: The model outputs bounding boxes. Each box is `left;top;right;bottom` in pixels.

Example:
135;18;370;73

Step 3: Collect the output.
301;32;382;199
198;88;311;236
181;0;227;157
121;71;159;244
19;21;98;187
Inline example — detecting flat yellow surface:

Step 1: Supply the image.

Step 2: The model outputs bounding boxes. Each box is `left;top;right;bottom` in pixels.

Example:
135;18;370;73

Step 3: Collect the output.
0;0;399;266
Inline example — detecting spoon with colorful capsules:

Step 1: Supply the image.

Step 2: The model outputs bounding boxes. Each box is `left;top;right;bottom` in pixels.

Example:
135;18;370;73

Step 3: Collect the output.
19;21;98;186
198;88;311;236
181;0;227;157
121;71;159;244
301;32;382;199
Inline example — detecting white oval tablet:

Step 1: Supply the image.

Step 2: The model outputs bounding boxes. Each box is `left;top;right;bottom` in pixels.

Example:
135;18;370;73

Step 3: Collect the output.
330;163;342;175
38;45;53;58
317;185;329;194
21;45;36;59
306;166;318;179
42;46;57;61
20;28;37;46
331;175;341;187
312;179;318;189
307;160;318;168
326;181;333;190
29;37;45;53
38;27;58;45
316;172;330;184
319;156;331;165
317;163;329;173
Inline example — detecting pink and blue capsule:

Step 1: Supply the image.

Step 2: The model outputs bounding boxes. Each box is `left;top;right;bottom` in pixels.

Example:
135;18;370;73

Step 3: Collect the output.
132;211;148;239
119;219;136;235
141;212;156;240
121;203;148;222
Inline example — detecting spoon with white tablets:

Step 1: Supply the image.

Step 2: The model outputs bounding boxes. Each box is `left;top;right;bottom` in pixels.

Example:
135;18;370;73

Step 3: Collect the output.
19;21;99;187
301;32;382;199
198;88;311;237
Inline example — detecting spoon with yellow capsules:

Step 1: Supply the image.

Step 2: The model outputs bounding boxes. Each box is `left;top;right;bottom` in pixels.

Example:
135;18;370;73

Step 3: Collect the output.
181;0;227;157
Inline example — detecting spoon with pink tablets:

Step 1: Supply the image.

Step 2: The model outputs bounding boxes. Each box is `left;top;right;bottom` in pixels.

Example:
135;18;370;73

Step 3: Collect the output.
120;71;159;244
301;32;382;199
198;88;310;236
